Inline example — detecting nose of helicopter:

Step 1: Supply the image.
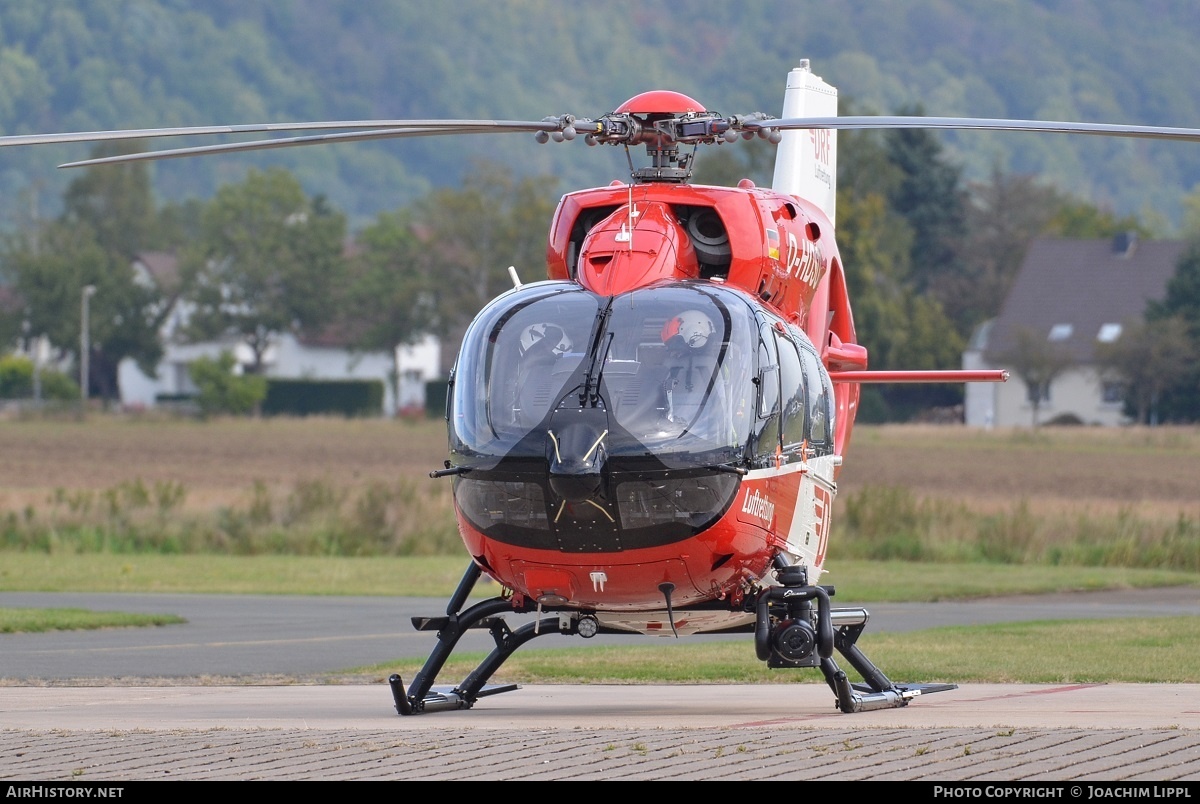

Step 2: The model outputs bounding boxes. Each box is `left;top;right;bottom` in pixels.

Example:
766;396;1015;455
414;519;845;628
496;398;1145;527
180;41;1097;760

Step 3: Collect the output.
546;413;608;503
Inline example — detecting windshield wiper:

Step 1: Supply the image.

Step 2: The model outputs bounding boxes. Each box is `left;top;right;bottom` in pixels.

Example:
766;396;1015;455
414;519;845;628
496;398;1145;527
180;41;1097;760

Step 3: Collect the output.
579;300;615;407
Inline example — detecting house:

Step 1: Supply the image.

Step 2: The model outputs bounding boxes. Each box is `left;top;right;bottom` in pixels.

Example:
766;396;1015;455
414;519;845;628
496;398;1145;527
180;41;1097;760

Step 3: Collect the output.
118;252;441;415
963;234;1184;427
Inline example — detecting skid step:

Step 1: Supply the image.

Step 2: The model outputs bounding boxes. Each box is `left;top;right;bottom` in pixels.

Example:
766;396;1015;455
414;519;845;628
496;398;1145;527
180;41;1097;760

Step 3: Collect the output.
853;681;957;696
411;615;508;632
390;674;520;716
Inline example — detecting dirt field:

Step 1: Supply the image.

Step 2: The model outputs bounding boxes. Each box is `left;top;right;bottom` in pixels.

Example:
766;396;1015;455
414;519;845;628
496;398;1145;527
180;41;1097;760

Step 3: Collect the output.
0;415;447;514
838;423;1200;521
1;415;1199;521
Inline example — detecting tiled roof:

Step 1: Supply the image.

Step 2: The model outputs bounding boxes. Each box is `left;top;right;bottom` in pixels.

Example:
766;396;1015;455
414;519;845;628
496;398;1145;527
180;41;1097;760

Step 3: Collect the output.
134;251;182;295
984;235;1184;364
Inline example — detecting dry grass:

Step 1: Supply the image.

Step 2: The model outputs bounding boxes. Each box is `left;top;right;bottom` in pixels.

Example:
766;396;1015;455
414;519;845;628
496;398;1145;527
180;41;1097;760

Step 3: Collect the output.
1;414;1198;563
837;423;1200;524
0;414;447;515
6;416;1198;513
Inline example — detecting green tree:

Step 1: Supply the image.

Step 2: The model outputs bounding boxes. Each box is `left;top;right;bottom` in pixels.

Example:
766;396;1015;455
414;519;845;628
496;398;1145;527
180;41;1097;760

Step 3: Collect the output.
413;161;558;336
1044;200;1150;240
837;123;964;421
0;354;78;400
997;326;1075;428
1146;240;1200;421
62;142;159;260
692;139;776;188
183;168;348;374
0;287;21;351
1095;316;1195;425
2;147;165;403
884;107;968;302
1150;241;1200;337
1183;183;1200;239
956;167;1070;335
834;190;911;422
188;351;268;417
59;145;168;401
346;206;437;409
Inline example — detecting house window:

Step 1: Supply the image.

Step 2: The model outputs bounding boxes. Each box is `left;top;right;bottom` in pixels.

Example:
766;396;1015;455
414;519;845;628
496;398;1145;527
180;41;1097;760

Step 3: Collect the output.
1048;323;1073;341
1101;381;1124;404
1097;323;1122;343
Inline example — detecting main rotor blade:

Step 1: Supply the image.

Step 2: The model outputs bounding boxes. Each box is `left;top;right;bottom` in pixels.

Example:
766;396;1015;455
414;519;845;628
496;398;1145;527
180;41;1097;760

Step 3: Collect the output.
20;108;1200;170
0;118;563;150
57;126;493;168
753;115;1200;143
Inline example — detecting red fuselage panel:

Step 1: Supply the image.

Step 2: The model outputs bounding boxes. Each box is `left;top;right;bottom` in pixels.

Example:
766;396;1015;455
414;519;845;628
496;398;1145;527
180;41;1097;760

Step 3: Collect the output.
458;500;778;610
575;201;699;294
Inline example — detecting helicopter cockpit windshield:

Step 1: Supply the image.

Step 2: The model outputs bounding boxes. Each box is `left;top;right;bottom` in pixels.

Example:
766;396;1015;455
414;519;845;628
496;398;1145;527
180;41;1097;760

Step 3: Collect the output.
450;282;758;469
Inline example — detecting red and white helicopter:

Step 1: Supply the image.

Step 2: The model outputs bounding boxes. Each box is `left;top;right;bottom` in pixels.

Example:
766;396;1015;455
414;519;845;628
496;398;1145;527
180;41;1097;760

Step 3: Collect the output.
9;60;1200;715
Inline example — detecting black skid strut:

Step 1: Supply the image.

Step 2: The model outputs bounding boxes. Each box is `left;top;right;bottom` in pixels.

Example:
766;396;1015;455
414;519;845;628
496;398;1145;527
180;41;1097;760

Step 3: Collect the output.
756;556;956;712
391;558;956;716
390;561;561;715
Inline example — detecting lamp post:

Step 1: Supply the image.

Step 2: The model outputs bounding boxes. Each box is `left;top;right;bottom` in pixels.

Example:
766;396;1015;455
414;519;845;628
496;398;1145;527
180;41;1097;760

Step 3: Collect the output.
80;285;96;404
21;316;42;403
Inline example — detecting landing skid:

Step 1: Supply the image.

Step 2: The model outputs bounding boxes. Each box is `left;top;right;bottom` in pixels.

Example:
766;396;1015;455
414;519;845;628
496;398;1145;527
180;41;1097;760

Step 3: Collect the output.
390;561;956;716
390;562;547;715
824;618;958;712
756;560;958;713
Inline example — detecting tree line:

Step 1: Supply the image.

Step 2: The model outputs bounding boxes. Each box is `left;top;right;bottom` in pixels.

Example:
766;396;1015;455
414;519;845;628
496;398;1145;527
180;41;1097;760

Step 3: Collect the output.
3;2;1200;232
0;144;556;411
1;126;1198;422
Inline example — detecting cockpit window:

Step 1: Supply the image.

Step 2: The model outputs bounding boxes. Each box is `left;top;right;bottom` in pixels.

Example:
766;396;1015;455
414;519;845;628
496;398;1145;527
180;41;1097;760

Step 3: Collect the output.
799;341;834;452
750;313;835;464
449;282;757;468
600;286;755;462
451;283;600;455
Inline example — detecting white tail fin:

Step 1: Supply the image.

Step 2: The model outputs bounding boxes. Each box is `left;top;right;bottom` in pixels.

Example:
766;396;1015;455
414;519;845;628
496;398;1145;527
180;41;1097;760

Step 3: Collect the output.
771;61;839;225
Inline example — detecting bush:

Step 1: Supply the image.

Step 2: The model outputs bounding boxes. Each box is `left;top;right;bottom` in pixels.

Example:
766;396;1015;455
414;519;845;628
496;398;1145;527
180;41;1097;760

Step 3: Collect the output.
188;352;268;416
0;355;79;400
1044;412;1086;426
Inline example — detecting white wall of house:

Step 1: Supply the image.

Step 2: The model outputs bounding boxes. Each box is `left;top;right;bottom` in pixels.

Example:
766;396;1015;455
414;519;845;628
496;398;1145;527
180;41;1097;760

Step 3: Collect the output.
119;340;231;409
119;333;442;416
977;366;1129;428
962;315;1133;429
962;346;999;428
269;335;397;411
395;335;441;413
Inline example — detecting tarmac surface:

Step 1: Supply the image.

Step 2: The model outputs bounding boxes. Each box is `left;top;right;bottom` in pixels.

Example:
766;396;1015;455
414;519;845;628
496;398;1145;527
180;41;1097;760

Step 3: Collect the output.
1;587;1198;782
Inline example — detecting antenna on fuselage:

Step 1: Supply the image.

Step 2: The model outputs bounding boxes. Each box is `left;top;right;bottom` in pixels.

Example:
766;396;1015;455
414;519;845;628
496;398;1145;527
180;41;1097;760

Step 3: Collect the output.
658;582;679;638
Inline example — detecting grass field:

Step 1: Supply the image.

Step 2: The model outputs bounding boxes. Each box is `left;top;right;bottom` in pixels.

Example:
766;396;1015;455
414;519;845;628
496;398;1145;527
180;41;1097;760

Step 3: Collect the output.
5;416;1200;517
3;414;1198;565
